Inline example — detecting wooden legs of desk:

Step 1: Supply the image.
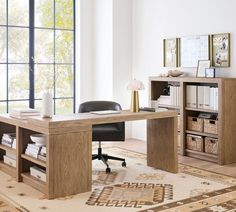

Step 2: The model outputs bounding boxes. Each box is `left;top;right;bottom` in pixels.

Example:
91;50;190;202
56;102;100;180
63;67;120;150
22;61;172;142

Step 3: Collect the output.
47;130;92;199
147;117;178;173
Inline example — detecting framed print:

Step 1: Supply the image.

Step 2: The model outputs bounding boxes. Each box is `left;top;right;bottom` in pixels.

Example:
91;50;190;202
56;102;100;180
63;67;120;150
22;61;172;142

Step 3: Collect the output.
211;33;230;67
180;35;210;67
163;38;178;67
205;68;215;78
196;60;211;77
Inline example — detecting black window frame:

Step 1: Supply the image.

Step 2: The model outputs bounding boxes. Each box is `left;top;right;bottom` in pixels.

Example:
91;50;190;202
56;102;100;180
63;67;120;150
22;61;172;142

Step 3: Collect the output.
0;0;76;114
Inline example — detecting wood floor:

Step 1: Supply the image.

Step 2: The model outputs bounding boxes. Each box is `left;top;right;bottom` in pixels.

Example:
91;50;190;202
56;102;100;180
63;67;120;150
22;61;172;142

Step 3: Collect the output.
111;139;236;178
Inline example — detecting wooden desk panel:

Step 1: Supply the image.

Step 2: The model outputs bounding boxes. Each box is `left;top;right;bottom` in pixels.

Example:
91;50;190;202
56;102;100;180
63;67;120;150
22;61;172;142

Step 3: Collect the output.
0;110;178;199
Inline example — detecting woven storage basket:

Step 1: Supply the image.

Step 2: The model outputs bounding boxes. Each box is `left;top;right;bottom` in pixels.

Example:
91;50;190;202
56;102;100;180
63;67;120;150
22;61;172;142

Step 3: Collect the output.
205;137;218;154
186;134;203;152
187;116;204;132
204;119;218;134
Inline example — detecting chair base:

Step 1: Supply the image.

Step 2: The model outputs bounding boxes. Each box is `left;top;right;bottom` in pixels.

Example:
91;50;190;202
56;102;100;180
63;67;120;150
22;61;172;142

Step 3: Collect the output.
92;147;126;173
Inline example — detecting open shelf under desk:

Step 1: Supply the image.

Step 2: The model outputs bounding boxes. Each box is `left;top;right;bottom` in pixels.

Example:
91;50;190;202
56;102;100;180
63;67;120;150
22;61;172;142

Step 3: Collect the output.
185;107;218;113
21;154;46;168
0;161;16;178
21;173;46;194
0;144;16;154
185;149;218;163
185;130;218;138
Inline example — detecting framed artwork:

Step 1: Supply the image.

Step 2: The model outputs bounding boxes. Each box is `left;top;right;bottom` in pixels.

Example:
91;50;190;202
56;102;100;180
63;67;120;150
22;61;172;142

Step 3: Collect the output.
180;35;210;68
211;33;230;67
196;60;211;77
163;38;178;67
205;68;215;78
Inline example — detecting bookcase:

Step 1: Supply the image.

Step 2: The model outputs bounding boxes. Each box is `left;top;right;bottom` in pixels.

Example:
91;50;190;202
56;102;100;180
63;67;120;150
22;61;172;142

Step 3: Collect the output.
149;76;236;165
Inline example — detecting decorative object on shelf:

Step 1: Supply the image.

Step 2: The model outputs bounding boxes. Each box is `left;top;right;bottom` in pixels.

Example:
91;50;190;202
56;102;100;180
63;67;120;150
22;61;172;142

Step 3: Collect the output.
196;60;211;77
41;90;53;118
168;70;184;77
30;134;46;146
158;70;184;77
163;38;179;67
211;33;230;67
127;79;145;112
180;35;210;68
205;68;215;78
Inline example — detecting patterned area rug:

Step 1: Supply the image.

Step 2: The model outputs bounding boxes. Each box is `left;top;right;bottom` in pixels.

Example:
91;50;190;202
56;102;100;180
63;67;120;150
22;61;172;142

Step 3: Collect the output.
0;146;235;212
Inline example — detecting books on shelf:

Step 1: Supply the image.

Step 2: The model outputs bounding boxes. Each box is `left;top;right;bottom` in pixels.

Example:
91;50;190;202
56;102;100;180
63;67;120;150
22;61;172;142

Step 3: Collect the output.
157;85;180;107
3;151;17;167
25;143;46;161
10;108;40;119
1;133;16;149
30;166;46;182
187;86;218;111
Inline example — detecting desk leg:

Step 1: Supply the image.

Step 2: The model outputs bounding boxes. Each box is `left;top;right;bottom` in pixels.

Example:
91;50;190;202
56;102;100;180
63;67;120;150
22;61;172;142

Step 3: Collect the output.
47;127;92;199
147;117;178;173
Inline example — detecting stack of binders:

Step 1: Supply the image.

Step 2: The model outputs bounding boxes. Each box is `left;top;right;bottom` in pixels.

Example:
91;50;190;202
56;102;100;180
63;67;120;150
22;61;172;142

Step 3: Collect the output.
1;133;16;149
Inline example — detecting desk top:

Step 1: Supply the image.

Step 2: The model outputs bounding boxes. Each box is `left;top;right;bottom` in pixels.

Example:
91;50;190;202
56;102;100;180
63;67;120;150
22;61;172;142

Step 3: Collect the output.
0;110;177;133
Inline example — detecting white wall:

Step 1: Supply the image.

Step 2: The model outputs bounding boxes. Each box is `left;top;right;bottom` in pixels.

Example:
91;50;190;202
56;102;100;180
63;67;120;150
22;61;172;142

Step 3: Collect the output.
93;0;113;100
79;0;133;138
79;0;94;104
132;0;236;140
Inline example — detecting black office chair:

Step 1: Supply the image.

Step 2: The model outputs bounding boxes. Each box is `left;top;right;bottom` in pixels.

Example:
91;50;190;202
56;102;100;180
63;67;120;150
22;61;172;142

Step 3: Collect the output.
78;101;126;173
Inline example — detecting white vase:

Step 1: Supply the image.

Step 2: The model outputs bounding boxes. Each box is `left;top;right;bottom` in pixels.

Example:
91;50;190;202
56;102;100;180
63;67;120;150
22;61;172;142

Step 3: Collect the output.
41;91;53;118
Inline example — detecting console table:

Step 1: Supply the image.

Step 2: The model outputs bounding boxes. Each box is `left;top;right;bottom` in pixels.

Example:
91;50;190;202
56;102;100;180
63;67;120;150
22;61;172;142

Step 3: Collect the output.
0;110;178;199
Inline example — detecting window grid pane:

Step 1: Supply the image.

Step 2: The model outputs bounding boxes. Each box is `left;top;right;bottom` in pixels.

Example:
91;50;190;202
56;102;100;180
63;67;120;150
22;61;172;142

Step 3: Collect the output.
1;0;75;114
8;0;29;26
0;27;7;62
0;0;6;25
8;64;29;100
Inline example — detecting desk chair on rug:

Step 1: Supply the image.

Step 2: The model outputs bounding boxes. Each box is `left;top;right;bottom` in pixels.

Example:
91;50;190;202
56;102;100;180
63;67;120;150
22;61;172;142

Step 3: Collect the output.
78;101;126;173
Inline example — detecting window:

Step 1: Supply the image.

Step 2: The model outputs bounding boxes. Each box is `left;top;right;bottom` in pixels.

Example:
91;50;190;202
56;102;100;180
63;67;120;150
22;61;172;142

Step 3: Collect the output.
0;0;75;114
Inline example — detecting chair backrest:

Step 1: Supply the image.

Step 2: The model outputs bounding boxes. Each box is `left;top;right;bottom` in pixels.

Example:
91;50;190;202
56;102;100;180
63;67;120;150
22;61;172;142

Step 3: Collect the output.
78;101;122;113
78;101;125;141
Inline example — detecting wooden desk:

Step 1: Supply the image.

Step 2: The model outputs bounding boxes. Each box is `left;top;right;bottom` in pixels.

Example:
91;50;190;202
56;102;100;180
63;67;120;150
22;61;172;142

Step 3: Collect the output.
0;110;178;199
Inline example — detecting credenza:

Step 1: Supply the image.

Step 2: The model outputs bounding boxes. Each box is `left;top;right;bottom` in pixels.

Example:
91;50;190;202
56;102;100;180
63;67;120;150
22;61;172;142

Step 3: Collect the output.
0;110;178;199
149;76;236;165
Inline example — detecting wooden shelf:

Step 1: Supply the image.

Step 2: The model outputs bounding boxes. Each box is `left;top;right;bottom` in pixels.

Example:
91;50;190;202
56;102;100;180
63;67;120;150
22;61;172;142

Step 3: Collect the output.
185;107;218;113
185;149;218;163
21;154;46;168
0;144;16;154
150;77;236;165
186;130;218;138
158;104;180;110
0;161;16;178
21;173;46;194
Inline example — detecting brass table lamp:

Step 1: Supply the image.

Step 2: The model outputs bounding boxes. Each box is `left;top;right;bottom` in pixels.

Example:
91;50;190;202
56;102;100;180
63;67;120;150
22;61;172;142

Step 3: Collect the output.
127;79;144;112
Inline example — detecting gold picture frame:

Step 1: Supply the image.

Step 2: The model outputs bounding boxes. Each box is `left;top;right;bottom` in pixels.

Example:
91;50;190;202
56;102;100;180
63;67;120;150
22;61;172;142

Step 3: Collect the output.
211;33;230;67
163;38;179;67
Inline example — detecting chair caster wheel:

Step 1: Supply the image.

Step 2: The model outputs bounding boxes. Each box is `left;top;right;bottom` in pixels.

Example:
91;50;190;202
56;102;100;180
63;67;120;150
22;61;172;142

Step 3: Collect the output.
106;167;111;173
122;161;126;167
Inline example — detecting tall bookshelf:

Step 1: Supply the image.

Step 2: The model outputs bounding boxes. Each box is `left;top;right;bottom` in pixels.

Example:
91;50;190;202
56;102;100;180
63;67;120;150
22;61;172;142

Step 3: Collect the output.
149;76;236;165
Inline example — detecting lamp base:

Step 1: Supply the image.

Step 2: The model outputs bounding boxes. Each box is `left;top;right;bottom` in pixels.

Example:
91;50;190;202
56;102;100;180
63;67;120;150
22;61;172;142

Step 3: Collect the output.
130;91;139;112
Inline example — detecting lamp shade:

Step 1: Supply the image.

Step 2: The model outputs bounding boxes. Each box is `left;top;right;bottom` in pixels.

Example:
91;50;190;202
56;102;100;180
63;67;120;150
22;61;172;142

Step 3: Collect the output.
126;79;145;91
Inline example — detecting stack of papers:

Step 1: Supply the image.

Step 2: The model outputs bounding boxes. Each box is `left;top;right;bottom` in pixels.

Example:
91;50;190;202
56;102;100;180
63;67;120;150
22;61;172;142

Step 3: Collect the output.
10;108;40;119
90;110;120;115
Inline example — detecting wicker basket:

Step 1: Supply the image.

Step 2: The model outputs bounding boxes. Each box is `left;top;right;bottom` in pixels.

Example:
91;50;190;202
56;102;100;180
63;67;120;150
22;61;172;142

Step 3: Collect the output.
205;137;218;154
186;134;203;152
187;116;204;132
204;119;218;134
